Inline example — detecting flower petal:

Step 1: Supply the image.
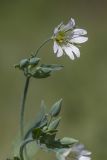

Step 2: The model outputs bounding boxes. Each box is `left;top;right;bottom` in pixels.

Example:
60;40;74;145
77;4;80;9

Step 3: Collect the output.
56;153;65;160
72;29;87;35
63;46;75;60
79;156;91;160
71;144;85;153
81;150;91;156
69;44;80;58
53;41;59;53
62;148;72;157
71;36;88;44
57;45;63;57
54;22;64;34
63;18;75;31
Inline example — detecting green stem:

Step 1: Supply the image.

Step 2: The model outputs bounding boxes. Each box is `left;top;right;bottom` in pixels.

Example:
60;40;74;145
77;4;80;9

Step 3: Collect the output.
35;38;51;56
20;77;30;140
20;138;34;160
20;38;51;158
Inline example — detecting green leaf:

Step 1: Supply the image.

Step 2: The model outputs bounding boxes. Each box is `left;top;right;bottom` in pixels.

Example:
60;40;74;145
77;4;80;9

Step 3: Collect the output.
60;137;78;145
19;59;29;69
24;100;47;140
31;64;63;78
32;66;51;78
29;57;40;66
36;100;47;125
49;99;62;117
41;64;64;71
48;117;61;131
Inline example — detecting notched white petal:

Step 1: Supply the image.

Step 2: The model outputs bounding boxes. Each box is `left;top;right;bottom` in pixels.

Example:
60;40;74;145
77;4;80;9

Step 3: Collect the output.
70;18;75;28
54;22;64;34
71;36;88;44
72;29;87;35
57;45;63;57
79;156;91;160
70;44;80;58
53;41;59;53
81;150;91;156
55;144;91;160
63;46;75;60
63;18;75;31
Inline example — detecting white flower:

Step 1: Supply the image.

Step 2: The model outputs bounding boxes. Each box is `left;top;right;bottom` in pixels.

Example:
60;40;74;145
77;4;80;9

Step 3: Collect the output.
52;18;88;60
55;144;91;160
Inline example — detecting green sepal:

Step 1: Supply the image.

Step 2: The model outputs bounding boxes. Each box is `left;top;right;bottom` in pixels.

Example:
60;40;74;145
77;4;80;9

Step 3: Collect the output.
32;128;42;139
60;137;78;145
49;99;62;117
40;132;56;147
14;157;20;160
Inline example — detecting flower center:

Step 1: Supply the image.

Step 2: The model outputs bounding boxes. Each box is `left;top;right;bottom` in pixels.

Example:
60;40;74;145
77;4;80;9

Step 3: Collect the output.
55;31;65;44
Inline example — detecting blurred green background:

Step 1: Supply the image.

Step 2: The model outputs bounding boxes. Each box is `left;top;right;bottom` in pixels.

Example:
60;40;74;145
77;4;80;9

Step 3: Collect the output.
0;0;107;159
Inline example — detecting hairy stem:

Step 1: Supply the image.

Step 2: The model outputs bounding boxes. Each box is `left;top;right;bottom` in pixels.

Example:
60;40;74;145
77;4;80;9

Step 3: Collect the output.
20;77;30;140
20;38;51;159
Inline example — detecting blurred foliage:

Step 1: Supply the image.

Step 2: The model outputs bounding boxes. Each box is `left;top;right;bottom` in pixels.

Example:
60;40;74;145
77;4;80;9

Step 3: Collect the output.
0;0;107;160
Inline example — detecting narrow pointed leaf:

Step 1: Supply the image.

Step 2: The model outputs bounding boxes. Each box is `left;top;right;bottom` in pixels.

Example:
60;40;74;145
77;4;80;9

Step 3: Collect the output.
24;100;47;140
41;64;64;71
32;128;42;139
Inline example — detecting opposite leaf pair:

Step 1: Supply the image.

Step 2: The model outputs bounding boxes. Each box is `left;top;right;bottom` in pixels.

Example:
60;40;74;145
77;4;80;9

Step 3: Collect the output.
15;56;63;78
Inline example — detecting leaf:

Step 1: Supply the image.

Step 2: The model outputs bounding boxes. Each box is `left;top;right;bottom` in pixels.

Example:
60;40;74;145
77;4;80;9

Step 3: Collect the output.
25;141;39;160
60;137;78;145
32;64;63;78
32;67;51;78
49;99;62;117
48;117;61;131
19;59;29;69
24;100;47;140
36;100;47;125
29;57;40;66
40;64;64;71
